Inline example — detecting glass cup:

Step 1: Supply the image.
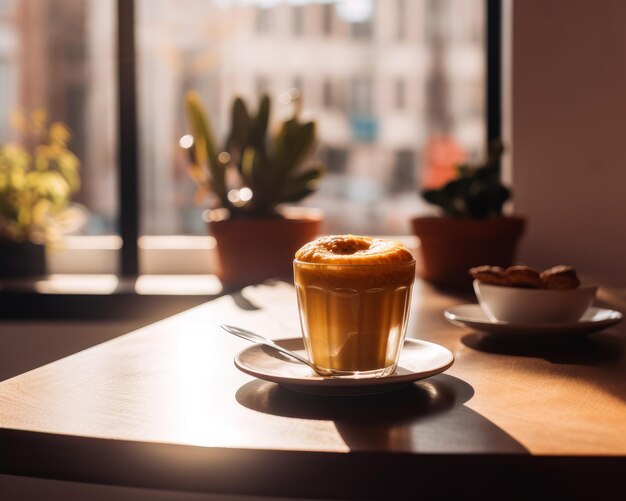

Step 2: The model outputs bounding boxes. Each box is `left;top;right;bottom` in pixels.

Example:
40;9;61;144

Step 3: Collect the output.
294;259;416;378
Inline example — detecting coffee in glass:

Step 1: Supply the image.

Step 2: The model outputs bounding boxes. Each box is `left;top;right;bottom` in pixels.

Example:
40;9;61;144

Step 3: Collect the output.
294;235;415;378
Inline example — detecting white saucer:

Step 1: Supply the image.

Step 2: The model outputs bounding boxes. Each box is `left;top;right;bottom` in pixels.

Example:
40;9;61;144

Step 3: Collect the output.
444;304;622;340
234;338;454;396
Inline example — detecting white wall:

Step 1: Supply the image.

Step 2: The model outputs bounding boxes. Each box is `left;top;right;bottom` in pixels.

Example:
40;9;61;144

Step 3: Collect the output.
509;0;626;284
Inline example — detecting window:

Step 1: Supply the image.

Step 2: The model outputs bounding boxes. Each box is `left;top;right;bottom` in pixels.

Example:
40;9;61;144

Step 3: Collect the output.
397;0;407;41
322;4;333;36
135;0;486;238
292;75;303;94
390;150;417;193
320;146;348;175
292;5;304;37
0;0;118;237
351;20;372;39
2;0;494;275
395;79;406;110
349;76;373;116
322;79;333;109
256;76;270;97
256;7;272;34
322;79;345;111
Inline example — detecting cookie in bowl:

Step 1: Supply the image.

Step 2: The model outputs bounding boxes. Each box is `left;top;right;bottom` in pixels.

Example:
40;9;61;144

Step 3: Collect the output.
471;264;595;323
541;265;581;290
505;265;543;288
469;266;510;286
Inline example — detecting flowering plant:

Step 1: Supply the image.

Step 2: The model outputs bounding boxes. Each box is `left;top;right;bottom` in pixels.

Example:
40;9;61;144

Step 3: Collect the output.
0;111;81;242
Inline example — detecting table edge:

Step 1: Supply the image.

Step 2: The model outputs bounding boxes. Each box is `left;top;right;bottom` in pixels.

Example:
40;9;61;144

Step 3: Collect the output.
1;428;625;499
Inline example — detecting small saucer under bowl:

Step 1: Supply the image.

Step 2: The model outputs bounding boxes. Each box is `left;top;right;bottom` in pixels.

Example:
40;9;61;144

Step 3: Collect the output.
444;304;622;340
234;337;454;396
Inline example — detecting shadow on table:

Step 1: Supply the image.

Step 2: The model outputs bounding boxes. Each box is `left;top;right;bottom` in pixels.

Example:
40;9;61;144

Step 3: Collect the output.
461;332;623;366
229;290;262;311
236;374;528;454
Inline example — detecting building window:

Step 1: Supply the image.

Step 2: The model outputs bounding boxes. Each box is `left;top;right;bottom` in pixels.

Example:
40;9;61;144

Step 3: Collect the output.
322;79;333;108
389;150;417;193
320;146;348;175
256;7;272;34
322;79;346;112
350;76;373;116
397;0;407;41
256;75;269;96
351;20;372;39
293;5;304;37
322;4;333;36
395;79;406;109
292;75;303;94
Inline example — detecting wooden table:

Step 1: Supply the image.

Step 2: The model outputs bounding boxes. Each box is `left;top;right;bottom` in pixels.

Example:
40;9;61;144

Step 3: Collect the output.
1;281;625;499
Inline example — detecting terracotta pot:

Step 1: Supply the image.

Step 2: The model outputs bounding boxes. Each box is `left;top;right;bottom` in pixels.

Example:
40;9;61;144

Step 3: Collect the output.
411;216;526;286
0;240;46;278
210;213;322;288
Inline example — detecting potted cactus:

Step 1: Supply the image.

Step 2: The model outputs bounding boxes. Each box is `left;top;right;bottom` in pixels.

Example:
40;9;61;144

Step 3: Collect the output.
412;142;525;286
184;91;324;287
0;111;81;277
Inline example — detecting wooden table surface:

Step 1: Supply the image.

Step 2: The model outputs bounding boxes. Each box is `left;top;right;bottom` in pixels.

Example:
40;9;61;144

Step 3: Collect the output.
1;281;626;498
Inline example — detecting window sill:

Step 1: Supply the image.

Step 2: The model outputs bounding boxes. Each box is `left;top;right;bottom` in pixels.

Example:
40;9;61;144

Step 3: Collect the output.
49;235;419;275
49;236;218;275
0;274;228;320
6;234;419;319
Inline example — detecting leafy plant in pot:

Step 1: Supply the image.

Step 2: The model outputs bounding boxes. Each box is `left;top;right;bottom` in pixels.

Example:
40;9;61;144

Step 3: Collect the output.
411;142;525;286
184;90;325;287
0;111;81;278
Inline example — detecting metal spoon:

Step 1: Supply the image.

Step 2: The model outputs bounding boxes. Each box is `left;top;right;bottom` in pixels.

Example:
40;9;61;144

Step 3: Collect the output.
220;324;314;368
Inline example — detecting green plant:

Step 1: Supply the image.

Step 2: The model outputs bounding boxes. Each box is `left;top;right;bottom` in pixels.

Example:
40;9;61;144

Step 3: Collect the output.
184;91;324;218
0;111;81;242
421;141;510;218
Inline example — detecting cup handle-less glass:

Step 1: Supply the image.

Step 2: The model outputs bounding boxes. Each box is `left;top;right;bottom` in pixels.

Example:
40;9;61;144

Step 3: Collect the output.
294;260;415;378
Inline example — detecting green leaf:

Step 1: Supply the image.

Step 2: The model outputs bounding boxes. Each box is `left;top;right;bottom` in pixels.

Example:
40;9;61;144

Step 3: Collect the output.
241;146;272;212
225;97;250;168
241;147;260;187
422;189;441;206
184;91;228;205
28;170;70;202
281;166;324;202
250;94;270;151
271;120;315;183
421;139;510;218
279;187;315;203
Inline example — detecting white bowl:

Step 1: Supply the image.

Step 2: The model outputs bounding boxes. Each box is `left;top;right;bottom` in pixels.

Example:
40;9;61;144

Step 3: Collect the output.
473;280;597;324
